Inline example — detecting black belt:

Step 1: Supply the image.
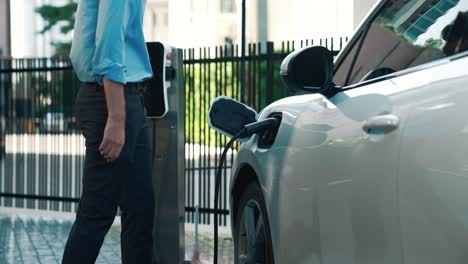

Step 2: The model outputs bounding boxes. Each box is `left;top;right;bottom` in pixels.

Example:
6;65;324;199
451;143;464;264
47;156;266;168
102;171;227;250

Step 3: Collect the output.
127;82;147;93
83;81;147;93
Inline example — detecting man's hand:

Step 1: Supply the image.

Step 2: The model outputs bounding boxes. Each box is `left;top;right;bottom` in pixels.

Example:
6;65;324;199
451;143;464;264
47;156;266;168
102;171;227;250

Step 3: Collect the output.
99;78;126;162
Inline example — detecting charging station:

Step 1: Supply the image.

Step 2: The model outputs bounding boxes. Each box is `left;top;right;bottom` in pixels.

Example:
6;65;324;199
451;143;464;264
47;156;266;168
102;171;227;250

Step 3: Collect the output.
145;42;186;264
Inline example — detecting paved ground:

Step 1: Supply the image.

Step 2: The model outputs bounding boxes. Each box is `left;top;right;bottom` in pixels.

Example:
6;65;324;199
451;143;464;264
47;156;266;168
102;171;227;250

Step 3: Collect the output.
0;208;234;264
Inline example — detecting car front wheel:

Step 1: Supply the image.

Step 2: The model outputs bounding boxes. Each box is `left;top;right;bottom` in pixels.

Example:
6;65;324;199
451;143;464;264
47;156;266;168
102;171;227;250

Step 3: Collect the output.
234;182;274;264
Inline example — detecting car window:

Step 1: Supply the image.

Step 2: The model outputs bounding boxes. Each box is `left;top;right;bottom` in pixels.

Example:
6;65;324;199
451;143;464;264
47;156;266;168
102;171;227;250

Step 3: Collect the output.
334;0;468;87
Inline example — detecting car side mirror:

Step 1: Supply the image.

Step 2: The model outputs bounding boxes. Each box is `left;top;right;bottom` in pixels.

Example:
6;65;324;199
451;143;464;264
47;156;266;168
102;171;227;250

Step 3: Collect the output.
280;46;336;96
208;96;258;142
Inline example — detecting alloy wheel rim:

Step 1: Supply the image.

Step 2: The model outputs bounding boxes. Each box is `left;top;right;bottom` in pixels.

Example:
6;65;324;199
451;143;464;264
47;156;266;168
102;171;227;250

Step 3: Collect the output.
237;200;267;264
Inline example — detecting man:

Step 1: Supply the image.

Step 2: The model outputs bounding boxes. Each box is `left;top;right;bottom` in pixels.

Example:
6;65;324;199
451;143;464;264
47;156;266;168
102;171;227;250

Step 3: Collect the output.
62;0;155;263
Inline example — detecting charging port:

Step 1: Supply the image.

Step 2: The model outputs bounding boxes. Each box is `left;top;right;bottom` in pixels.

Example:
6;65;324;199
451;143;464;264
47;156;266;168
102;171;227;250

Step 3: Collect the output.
258;112;282;149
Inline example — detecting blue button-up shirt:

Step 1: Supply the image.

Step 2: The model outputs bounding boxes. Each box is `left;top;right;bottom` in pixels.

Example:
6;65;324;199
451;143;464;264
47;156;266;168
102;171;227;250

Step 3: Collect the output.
70;0;153;84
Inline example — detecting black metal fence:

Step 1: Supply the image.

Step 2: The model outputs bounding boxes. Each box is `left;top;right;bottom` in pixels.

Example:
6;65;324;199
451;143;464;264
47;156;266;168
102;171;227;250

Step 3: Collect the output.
0;38;347;226
0;58;83;213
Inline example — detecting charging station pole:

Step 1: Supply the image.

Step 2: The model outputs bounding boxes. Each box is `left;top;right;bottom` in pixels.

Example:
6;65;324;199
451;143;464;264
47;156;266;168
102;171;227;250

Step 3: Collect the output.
145;43;186;264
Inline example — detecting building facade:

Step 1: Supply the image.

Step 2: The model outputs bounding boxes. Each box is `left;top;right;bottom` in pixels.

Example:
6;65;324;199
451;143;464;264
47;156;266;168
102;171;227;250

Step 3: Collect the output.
10;0;71;58
144;0;170;43
164;0;378;49
165;0;239;49
266;0;379;42
8;0;379;57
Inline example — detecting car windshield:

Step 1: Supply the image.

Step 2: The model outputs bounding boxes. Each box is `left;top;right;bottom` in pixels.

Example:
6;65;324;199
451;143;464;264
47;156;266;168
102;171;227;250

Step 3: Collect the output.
334;0;468;86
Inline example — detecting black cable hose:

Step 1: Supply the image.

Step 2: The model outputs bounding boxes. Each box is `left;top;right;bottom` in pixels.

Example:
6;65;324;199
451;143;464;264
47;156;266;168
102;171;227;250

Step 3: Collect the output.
213;118;279;264
214;132;243;264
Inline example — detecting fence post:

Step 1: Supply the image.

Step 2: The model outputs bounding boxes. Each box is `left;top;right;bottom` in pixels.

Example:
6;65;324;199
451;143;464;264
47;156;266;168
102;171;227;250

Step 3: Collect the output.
266;42;274;105
240;0;246;103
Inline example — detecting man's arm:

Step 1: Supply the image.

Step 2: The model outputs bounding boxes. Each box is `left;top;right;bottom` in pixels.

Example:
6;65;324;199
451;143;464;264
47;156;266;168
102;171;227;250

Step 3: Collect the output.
99;79;125;162
93;0;129;162
93;0;129;84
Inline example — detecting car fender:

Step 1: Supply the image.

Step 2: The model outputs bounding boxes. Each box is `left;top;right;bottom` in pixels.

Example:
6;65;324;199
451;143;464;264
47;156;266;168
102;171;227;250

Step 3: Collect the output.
229;93;328;257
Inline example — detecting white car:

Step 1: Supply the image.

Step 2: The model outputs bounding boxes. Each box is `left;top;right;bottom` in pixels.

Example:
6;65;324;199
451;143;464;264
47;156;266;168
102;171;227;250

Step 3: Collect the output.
228;0;468;263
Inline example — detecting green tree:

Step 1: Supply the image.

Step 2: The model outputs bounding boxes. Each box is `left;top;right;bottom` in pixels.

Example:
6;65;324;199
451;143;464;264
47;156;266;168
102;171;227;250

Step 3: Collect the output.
35;2;77;57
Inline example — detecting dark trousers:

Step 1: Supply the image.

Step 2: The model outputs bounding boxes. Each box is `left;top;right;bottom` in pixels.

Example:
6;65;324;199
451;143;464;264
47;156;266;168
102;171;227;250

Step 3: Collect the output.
62;83;155;264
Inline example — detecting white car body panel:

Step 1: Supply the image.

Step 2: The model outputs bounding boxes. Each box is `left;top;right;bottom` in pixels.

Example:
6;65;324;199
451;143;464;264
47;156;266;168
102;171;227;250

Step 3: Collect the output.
236;80;412;263
397;55;468;263
232;54;468;263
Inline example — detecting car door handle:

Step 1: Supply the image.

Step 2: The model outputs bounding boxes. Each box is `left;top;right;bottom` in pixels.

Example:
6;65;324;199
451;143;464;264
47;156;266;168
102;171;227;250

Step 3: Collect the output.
362;114;400;134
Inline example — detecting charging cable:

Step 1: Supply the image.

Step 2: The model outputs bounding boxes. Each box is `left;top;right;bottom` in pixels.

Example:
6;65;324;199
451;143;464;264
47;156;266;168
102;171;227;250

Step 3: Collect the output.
213;118;279;264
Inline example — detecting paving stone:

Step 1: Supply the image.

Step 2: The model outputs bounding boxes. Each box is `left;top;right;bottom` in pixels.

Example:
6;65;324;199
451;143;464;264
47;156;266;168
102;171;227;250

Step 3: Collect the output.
0;211;235;263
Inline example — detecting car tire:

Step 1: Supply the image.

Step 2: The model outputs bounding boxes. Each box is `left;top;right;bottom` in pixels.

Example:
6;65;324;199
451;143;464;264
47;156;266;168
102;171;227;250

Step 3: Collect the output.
234;182;274;264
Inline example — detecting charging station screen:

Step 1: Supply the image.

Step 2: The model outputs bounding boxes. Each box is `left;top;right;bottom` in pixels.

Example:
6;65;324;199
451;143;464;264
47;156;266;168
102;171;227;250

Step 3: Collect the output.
145;42;167;118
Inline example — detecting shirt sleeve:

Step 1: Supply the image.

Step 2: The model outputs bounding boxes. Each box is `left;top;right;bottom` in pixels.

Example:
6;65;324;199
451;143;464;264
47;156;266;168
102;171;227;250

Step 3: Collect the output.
92;0;129;84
